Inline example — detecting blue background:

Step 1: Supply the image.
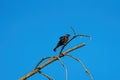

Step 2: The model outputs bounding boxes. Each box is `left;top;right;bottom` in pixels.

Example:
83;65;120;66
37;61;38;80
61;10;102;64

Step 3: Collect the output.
0;0;120;80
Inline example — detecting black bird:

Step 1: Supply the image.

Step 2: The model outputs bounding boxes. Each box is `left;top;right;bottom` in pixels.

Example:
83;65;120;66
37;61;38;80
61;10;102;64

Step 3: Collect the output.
53;34;70;52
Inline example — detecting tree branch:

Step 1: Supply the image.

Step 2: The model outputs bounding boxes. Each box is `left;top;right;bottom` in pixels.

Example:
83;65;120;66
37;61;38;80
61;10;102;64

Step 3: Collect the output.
38;71;54;80
57;57;68;80
65;53;94;80
34;56;54;69
19;43;85;80
59;33;91;54
70;26;76;35
19;27;93;80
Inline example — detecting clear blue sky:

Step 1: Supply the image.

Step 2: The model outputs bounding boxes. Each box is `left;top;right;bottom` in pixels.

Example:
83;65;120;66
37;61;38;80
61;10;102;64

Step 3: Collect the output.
0;0;120;80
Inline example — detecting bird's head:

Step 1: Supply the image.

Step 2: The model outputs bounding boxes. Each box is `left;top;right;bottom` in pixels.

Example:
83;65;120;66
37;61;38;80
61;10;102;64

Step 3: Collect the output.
66;34;70;38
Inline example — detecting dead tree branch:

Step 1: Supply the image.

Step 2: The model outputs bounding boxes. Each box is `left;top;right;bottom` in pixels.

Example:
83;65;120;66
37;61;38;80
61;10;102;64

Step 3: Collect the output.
70;26;76;35
34;56;55;69
60;34;91;54
38;71;54;80
57;57;68;80
19;27;93;80
65;53;94;80
19;43;86;80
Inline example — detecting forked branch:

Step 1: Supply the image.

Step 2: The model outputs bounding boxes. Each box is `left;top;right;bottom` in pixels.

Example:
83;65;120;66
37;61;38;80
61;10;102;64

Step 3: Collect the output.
19;43;86;80
19;27;93;80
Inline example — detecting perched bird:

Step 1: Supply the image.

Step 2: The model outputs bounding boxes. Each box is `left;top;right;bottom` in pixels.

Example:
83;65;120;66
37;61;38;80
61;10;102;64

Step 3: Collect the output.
53;34;70;52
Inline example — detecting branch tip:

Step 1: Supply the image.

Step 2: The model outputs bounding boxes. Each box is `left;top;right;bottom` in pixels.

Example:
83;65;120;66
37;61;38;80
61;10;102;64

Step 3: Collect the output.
70;26;76;35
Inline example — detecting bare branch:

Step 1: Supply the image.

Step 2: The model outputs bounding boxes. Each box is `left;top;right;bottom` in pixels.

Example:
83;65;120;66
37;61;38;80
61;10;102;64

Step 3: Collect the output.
19;43;86;80
57;57;68;80
65;53;94;80
35;56;55;69
38;71;54;80
19;27;92;80
37;57;68;80
70;26;76;35
60;34;91;54
78;34;92;41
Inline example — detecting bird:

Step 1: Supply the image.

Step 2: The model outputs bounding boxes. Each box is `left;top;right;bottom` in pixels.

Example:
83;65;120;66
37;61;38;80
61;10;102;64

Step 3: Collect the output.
53;34;70;52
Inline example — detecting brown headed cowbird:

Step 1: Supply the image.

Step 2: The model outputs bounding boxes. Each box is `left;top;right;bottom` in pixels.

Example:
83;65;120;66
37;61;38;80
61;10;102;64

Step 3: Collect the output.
53;34;70;52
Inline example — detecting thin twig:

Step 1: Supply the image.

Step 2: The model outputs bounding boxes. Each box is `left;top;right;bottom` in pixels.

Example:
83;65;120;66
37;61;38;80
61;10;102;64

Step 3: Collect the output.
57;57;68;80
59;27;91;54
60;34;91;54
70;26;76;35
65;53;94;80
78;34;92;41
38;71;54;80
19;43;85;80
35;56;54;69
59;35;77;54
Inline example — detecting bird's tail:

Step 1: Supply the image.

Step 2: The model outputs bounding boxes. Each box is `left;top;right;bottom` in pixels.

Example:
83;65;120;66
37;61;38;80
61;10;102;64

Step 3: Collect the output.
53;47;57;52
